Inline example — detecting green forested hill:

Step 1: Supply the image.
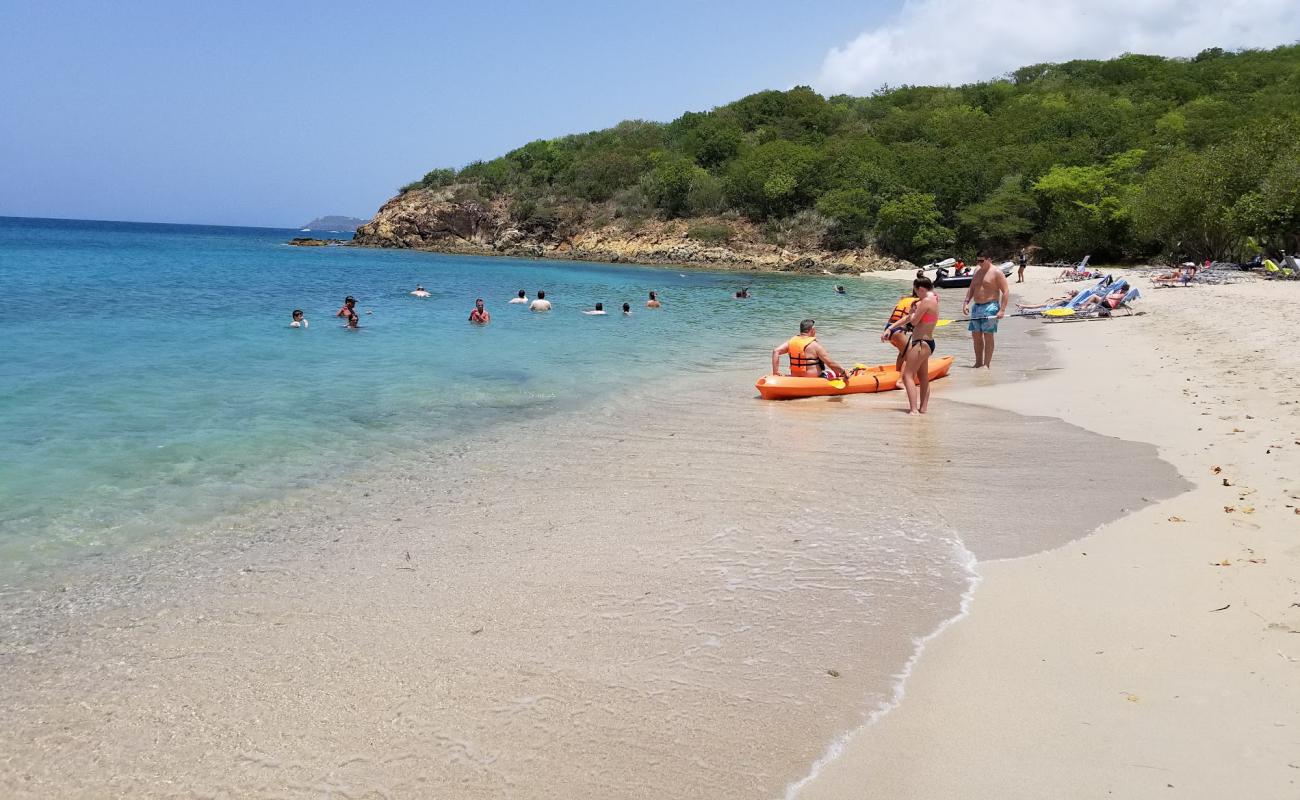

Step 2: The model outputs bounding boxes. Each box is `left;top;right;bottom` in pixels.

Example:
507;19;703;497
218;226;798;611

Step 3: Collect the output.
402;45;1300;262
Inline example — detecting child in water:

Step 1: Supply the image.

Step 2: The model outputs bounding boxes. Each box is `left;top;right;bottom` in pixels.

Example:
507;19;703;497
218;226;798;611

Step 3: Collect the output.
290;309;308;328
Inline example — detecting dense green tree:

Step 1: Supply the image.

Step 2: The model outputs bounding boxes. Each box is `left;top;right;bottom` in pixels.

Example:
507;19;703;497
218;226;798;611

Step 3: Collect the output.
1033;150;1144;259
816;188;879;248
875;192;954;261
725;140;823;218
1131;125;1300;259
393;44;1300;261
957;175;1038;251
641;154;708;218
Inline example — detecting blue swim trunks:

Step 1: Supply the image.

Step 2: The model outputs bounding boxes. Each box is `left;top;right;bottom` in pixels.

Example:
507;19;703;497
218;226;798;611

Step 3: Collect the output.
968;301;1001;333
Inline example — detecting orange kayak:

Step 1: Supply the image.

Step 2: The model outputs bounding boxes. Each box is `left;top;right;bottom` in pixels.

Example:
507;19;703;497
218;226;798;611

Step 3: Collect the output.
755;356;953;400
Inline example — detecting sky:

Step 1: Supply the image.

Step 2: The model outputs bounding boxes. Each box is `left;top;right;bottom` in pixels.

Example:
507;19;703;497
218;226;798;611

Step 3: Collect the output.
1;0;1297;228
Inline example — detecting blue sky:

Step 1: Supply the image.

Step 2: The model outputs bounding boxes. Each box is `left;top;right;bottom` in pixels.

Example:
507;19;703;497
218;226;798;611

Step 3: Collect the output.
2;1;1296;227
0;0;886;227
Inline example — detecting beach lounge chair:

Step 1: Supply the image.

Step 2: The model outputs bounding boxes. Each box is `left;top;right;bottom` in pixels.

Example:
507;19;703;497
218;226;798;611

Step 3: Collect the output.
1055;255;1092;282
1097;287;1142;315
1042;287;1142;322
1058;276;1122;310
1154;263;1200;287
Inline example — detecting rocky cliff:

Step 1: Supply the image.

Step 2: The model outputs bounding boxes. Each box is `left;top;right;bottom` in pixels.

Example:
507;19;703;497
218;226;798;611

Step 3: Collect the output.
352;188;912;274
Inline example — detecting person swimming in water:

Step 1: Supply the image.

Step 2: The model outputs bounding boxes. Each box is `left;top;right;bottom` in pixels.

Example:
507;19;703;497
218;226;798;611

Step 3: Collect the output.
290;309;308;328
584;302;607;316
622;302;631;315
336;296;360;328
735;287;751;299
411;285;431;298
509;289;528;304
835;285;847;295
882;276;938;415
469;298;490;324
771;319;847;380
646;291;661;308
529;290;552;312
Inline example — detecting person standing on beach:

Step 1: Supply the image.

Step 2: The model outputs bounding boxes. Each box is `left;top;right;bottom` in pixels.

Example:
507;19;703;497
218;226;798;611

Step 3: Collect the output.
882;276;938;415
469;298;490;324
1017;248;1028;283
509;289;528;304
771;319;846;380
646;291;661;308
963;255;1010;368
530;291;551;312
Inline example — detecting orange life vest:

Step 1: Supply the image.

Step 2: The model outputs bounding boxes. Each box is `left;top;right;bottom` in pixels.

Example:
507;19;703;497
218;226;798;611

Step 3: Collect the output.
788;335;822;375
888;296;917;325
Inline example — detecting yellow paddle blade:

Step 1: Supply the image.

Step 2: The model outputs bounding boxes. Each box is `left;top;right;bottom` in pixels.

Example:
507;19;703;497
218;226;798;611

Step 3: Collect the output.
1043;308;1076;317
935;319;954;327
853;363;868;370
828;380;846;390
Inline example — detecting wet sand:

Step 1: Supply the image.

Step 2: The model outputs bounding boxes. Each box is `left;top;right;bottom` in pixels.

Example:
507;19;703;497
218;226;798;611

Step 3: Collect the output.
1;284;1186;799
799;267;1300;798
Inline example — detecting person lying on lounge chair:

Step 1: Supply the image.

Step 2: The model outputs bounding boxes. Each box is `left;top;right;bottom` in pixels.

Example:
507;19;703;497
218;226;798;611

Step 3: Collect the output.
1017;289;1079;312
1155;263;1198;285
1080;286;1129;310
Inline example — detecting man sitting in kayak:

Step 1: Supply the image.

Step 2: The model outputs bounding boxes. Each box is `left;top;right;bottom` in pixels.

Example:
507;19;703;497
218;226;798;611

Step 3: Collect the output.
771;319;847;380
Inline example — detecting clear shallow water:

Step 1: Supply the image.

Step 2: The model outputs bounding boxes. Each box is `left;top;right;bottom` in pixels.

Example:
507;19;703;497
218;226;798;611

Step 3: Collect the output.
0;216;888;579
1;219;1193;799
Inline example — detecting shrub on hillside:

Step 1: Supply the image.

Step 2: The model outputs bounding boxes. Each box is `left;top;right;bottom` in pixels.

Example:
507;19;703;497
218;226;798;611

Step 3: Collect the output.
686;222;735;244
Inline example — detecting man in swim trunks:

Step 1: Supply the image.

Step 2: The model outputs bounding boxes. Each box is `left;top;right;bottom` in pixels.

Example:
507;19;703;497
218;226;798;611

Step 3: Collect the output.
646;291;661;308
963;254;1010;368
771;319;846;380
469;298;490;324
529;290;552;312
509;289;528;304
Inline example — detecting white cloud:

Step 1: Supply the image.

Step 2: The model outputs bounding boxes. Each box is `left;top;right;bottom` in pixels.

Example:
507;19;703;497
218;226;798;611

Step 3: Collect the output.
817;0;1300;94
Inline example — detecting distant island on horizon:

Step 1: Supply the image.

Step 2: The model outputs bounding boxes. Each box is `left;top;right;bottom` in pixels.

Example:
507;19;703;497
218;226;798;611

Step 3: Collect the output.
302;215;367;232
352;44;1300;273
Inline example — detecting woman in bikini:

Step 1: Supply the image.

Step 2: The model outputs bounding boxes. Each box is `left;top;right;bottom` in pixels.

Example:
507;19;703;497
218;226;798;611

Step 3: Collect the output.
881;276;938;415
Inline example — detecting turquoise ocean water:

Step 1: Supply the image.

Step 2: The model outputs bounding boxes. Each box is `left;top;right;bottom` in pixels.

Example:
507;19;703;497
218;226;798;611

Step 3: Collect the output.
0;216;893;579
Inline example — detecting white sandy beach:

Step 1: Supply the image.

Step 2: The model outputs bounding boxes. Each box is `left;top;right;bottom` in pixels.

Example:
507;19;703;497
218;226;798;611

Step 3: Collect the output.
799;265;1300;798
